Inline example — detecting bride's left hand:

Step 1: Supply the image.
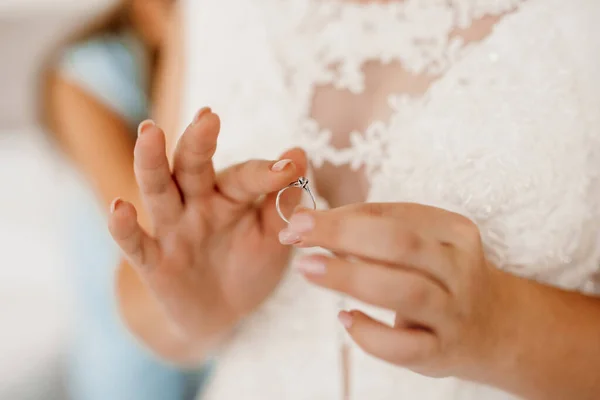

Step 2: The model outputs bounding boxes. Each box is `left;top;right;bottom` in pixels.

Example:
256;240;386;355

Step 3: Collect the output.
279;202;521;380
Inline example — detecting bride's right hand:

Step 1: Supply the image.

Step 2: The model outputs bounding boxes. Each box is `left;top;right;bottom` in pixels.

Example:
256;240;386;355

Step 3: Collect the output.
108;108;306;349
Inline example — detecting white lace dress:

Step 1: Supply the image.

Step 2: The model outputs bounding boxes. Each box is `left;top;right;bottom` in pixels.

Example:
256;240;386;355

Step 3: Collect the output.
180;1;600;399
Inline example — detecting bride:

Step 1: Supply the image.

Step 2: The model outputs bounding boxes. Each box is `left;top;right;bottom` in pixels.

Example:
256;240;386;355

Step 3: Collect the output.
108;0;600;399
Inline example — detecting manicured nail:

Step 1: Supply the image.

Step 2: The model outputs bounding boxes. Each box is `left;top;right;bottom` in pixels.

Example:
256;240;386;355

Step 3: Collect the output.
271;159;293;172
138;119;155;136
288;213;315;234
192;107;212;125
110;198;123;214
278;229;301;245
338;311;353;329
294;256;326;275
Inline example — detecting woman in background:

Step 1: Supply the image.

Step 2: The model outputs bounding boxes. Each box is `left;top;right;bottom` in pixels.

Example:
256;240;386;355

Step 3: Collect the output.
43;1;208;399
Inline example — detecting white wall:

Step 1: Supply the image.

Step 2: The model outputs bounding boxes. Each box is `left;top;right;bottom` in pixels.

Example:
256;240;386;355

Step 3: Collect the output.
0;0;118;128
0;128;72;398
0;1;118;397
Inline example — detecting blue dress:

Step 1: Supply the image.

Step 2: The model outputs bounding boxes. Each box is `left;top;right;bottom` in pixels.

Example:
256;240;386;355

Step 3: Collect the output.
58;32;211;400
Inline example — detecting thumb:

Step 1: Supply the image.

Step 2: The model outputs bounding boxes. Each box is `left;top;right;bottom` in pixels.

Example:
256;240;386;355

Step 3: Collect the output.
259;147;308;235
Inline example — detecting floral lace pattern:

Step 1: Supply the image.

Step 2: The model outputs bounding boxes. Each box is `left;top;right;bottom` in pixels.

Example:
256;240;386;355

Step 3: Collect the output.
181;0;600;399
269;0;525;180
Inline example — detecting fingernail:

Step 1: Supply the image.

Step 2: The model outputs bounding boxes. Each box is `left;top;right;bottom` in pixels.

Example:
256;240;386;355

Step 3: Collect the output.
338;311;353;329
278;229;301;245
110;198;123;214
288;213;314;234
138;119;155;136
271;159;293;172
294;256;326;275
192;107;212;125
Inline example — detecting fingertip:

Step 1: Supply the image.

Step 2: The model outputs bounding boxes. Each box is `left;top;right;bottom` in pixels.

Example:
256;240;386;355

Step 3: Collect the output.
278;228;301;245
193;110;221;136
338;310;354;330
134;125;170;176
278;147;308;175
107;199;157;269
179;110;221;157
338;310;368;331
108;199;138;236
270;159;295;173
135;121;165;150
192;106;212;125
138;119;156;136
110;197;123;214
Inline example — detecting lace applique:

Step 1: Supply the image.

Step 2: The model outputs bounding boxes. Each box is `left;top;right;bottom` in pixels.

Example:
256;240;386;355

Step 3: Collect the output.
267;0;525;179
184;1;600;398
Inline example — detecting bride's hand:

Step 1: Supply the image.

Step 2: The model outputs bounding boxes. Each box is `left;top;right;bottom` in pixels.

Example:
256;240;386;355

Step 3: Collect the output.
109;108;307;345
281;203;520;381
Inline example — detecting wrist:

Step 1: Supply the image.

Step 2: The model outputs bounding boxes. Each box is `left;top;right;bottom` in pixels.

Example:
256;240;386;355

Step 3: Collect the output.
474;269;571;399
467;268;531;390
118;259;238;365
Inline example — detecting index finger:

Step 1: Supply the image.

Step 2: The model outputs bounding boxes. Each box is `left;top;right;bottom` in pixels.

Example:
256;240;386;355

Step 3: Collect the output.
303;202;476;246
215;154;304;205
281;206;456;285
287;209;424;265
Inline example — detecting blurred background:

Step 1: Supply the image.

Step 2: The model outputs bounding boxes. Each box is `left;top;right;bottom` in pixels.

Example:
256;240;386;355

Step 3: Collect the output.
0;0;160;398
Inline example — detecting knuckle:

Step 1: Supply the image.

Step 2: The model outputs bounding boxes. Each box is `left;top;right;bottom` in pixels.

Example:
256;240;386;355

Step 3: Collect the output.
362;203;385;217
130;242;145;266
184;134;217;160
110;226;128;243
231;162;252;194
122;224;141;249
117;224;135;242
391;227;421;259
120;232;144;266
452;217;482;247
137;165;171;195
179;152;209;175
146;177;171;196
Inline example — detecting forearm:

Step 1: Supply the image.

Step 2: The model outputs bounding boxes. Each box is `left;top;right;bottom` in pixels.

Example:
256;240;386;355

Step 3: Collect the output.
47;75;141;211
484;273;600;400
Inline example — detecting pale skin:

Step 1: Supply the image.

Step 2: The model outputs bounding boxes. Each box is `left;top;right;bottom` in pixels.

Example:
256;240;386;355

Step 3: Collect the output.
103;1;600;399
110;107;600;400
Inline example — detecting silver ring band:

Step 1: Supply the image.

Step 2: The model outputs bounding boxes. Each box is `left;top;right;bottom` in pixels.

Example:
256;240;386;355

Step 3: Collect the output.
276;177;317;224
